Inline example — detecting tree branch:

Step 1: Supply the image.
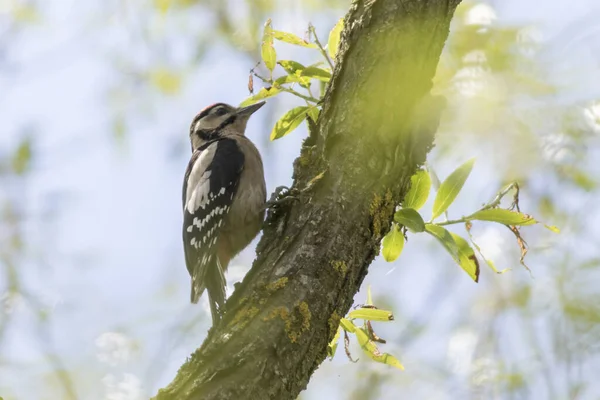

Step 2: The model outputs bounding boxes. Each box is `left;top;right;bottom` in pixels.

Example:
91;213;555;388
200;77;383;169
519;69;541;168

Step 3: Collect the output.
155;0;461;398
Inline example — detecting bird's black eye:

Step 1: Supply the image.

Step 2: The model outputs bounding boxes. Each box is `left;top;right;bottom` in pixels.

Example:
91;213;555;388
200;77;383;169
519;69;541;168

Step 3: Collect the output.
215;107;227;116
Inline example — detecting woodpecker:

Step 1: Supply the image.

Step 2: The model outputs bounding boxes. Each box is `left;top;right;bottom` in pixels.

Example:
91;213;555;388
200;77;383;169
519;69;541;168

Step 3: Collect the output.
182;101;267;325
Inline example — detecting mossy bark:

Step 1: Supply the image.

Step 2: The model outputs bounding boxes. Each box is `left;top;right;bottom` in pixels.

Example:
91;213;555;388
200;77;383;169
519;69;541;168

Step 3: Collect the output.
155;0;461;398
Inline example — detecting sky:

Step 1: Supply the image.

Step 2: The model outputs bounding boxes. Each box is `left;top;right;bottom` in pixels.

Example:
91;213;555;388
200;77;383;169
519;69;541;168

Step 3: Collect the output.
1;1;600;399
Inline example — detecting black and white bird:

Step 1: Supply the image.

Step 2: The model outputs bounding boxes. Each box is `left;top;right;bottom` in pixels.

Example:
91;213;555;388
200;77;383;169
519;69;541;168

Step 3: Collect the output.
182;101;267;325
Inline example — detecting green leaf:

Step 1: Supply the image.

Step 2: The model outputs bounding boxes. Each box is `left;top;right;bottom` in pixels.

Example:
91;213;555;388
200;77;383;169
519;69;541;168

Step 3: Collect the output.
261;19;276;72
425;224;459;262
327;18;344;59
348;308;394;322
307;106;320;123
394;208;425;233
366;285;373;306
382;224;405;262
469;209;536;226
427;164;441;191
426;224;480;282
450;233;480;282
432;158;475;220
276;60;311;88
355;328;404;370
327;326;342;358
270;106;309;140
273;74;299;86
300;66;331;82
11;138;32;175
339;317;356;333
273;74;311;88
277;60;305;75
545;224;560;233
403;170;431;210
272;30;318;48
154;0;171;14
149;68;181;94
239;87;281;107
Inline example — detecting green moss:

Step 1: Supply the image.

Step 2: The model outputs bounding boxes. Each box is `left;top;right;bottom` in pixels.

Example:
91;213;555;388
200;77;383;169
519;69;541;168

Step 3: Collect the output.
328;310;341;335
369;193;382;216
369;188;395;239
265;277;288;292
330;260;348;275
298;148;312;167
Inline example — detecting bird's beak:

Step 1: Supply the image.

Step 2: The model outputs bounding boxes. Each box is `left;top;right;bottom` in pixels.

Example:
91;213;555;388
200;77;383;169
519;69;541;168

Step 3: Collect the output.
237;101;266;117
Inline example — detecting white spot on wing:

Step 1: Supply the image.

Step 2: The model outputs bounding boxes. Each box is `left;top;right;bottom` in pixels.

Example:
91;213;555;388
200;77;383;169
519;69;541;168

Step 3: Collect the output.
185;143;218;212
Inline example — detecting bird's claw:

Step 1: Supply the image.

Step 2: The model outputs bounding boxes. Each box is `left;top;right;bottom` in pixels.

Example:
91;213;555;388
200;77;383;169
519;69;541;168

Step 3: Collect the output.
266;185;299;208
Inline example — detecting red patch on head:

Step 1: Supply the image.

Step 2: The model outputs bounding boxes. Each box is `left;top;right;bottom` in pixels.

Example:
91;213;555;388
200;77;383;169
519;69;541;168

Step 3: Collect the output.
194;103;227;121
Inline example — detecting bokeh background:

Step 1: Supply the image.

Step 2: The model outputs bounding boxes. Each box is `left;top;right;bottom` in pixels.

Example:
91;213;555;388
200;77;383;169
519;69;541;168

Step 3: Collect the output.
1;0;600;399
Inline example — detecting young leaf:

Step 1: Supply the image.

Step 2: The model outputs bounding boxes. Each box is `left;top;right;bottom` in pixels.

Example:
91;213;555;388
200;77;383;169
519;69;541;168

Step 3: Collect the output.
469;209;537;226
348;308;394;322
261;19;276;72
300;66;332;82
155;0;171;15
432;158;475;220
355;328;404;370
272;30;318;48
544;224;560;233
328;18;344;59
239;87;281;107
327;326;342;358
426;224;479;282
425;224;459;262
270;106;309;140
394;208;425;233
450;233;480;282
403;170;431;210
277;60;305;75
339;318;356;333
273;73;311;88
11;138;32;175
426;163;441;191
307;106;320;123
382;224;405;262
366;285;373;306
149;68;181;94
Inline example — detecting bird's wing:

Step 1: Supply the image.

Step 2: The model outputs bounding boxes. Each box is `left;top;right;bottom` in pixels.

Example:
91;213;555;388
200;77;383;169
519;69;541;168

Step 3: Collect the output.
182;138;245;303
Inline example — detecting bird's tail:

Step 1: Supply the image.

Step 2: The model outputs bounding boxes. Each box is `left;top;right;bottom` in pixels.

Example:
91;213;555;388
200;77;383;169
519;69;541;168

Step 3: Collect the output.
190;256;227;325
190;279;204;304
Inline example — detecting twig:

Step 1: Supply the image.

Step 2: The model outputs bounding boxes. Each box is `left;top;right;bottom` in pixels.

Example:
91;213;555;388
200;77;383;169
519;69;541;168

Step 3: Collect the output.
308;23;335;70
435;217;469;226
481;182;519;210
280;87;320;103
252;72;320;103
435;182;521;226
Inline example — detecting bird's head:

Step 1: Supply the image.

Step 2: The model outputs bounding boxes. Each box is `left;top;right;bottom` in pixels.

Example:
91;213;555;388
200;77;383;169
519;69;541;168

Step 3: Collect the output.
189;101;265;150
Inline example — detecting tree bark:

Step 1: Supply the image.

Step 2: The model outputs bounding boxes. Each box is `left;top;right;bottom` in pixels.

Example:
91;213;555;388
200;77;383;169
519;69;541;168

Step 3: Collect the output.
155;0;461;398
